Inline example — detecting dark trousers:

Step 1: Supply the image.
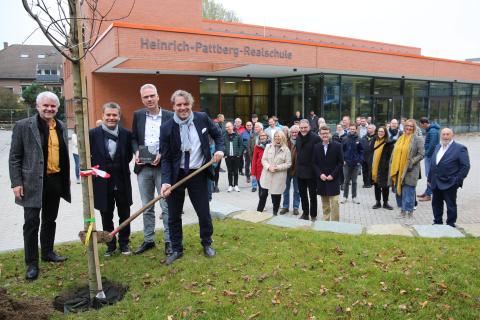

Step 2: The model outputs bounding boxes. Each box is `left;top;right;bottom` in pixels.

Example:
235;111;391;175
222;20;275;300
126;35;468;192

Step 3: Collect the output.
374;184;389;203
343;165;359;198
23;174;62;265
297;177;317;218
214;158;221;186
225;156;240;186
244;153;251;177
432;187;458;226
256;180;281;213
167;169;213;253
100;189;131;250
362;161;372;187
238;153;244;174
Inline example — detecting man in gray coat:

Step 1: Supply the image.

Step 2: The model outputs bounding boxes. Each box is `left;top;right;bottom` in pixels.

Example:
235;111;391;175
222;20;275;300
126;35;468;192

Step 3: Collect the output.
9;91;71;280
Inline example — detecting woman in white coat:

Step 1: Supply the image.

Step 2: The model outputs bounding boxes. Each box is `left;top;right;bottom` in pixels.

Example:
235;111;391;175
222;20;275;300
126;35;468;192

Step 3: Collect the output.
258;131;292;215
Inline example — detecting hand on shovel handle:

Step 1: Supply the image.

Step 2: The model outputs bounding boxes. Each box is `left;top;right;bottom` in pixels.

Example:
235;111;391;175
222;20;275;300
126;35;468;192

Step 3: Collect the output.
79;159;215;244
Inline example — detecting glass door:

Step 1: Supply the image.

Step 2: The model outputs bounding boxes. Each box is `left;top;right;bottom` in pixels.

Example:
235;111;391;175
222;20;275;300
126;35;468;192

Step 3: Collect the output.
373;96;402;126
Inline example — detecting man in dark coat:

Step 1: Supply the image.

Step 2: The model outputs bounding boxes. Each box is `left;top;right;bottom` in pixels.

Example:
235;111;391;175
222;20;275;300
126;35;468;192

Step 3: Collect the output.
90;102;133;256
131;83;173;256
9;91;71;280
341;124;364;204
428;128;470;227
360;124;376;188
160;90;224;265
296;119;321;220
313;126;344;221
418;117;440;201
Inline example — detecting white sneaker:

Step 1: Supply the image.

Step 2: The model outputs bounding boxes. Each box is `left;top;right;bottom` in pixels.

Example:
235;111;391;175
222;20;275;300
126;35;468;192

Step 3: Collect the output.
340;197;348;204
227;186;233;192
234;185;240;192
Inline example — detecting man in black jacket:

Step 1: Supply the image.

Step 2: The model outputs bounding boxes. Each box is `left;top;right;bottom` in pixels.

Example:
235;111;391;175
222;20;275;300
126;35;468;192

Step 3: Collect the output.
296;119;320;220
360;124;376;188
90;102;133;256
341;124;364;204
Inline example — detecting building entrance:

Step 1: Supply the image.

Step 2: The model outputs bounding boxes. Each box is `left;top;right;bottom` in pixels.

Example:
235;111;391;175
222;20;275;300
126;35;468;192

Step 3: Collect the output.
373;96;402;126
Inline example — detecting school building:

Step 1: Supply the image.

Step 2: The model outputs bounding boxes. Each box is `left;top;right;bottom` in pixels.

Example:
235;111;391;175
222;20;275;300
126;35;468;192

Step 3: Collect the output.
63;0;480;132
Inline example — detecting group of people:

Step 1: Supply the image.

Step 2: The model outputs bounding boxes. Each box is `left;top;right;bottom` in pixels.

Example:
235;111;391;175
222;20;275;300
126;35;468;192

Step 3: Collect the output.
9;89;470;282
9;85;223;280
213;111;471;227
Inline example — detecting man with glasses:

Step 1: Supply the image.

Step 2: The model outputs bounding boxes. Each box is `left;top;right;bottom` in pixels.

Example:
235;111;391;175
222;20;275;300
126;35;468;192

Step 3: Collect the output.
131;84;173;256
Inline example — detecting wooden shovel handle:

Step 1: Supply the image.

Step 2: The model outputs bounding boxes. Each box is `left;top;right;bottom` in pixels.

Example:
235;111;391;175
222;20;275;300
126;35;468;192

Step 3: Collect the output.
109;159;215;238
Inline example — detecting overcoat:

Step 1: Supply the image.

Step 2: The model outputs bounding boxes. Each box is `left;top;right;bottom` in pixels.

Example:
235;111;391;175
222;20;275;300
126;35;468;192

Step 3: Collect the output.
259;144;291;194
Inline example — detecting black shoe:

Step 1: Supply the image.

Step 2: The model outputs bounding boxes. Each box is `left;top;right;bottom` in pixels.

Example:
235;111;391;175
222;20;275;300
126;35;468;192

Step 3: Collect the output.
279;208;289;215
203;245;216;258
363;185;372;188
246;177;251;183
134;241;155;255
251;188;257;192
299;214;309;220
25;264;39;280
239;171;244;176
273;211;278;216
213;186;220;193
311;216;317;222
104;248;116;257
383;203;393;210
165;242;173;256
165;251;183;265
41;252;67;263
372;202;381;209
293;209;299;215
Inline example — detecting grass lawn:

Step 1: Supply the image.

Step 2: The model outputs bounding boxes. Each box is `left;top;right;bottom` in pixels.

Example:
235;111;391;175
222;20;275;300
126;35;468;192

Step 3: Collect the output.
1;219;479;319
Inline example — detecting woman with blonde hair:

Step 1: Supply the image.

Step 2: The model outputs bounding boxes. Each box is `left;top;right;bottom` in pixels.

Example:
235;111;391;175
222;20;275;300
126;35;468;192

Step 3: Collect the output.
258;131;292;215
389;119;424;219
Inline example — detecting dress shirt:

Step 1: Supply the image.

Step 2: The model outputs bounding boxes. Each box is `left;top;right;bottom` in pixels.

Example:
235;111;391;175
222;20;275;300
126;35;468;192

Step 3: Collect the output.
323;142;329;155
436;140;453;164
180;122;204;169
144;111;162;153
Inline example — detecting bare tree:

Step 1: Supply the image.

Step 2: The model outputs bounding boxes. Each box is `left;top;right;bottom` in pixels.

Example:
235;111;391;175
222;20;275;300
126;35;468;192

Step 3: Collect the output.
202;0;241;22
22;0;135;300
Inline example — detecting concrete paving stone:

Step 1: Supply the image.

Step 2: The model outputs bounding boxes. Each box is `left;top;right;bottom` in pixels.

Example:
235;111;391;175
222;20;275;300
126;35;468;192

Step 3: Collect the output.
457;223;480;237
232;210;273;223
210;200;243;220
266;216;312;228
312;221;363;235
366;224;414;237
413;225;465;238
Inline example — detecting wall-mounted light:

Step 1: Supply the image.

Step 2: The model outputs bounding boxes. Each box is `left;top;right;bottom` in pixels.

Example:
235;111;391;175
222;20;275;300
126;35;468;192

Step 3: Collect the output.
293;68;297;72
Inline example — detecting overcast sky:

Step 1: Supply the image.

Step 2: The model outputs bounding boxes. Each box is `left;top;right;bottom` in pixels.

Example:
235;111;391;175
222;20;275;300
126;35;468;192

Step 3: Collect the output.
1;0;478;61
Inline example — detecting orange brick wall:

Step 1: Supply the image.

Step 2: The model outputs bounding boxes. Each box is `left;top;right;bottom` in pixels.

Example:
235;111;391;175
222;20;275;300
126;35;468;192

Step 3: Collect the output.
90;73;200;129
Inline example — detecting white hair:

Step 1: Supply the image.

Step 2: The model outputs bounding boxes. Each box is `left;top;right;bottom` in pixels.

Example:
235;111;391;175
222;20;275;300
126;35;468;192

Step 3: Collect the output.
140;83;158;95
36;91;59;107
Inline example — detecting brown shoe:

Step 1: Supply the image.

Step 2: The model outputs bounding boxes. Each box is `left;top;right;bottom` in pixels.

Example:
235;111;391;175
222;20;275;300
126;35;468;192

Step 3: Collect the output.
418;196;431;201
279;208;289;215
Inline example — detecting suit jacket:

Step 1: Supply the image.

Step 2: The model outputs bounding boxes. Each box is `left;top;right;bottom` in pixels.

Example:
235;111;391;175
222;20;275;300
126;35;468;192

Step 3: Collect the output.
313;141;344;196
295;131;321;179
89;126;133;211
131;107;173;174
428;141;470;190
9;114;71;208
161;112;225;185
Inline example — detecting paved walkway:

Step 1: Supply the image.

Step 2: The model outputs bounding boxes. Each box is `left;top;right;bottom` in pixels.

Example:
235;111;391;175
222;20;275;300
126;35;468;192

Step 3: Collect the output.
1;130;479;252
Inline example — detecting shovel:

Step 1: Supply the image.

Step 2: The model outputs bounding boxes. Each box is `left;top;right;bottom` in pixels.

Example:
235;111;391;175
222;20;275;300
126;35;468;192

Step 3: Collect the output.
79;159;215;244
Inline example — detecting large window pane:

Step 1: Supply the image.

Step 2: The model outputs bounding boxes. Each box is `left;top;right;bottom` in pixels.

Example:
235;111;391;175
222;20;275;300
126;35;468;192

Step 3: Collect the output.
470;85;480;131
221;96;250;122
278;77;302;126
374;78;401;97
323;75;340;126
305;75;321;122
221;77;250;95
252;79;269;123
452;83;471;133
429;82;451;127
341;76;372;120
404;80;428;120
199;77;219;118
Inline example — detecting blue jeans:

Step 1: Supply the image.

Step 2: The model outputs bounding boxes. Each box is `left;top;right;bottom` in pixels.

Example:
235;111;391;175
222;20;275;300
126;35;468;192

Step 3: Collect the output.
73;153;80;180
282;174;300;209
251;176;258;189
423;157;432;196
395;184;416;213
137;166;170;243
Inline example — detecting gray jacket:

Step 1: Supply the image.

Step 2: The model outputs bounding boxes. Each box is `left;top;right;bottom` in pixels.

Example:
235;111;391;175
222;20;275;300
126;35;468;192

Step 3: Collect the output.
9;114;71;208
391;134;425;187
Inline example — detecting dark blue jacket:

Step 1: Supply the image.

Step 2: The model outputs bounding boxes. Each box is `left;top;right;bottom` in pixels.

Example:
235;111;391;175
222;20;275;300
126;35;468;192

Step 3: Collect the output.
160;112;224;185
424;123;440;158
342;133;364;167
428;141;470;190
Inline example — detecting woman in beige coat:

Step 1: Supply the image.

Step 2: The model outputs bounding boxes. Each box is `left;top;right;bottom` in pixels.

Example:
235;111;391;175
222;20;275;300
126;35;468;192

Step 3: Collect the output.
258;131;292;215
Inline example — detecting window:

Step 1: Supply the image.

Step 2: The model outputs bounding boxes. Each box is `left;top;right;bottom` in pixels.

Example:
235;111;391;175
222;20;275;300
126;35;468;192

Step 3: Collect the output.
341;76;372;120
404;80;428;120
452;83;472;133
38;54;46;58
20;54;29;58
51;69;58;75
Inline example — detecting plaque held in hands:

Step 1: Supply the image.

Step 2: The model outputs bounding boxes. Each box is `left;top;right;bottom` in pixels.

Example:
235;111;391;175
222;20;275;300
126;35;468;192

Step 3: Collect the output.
138;145;157;164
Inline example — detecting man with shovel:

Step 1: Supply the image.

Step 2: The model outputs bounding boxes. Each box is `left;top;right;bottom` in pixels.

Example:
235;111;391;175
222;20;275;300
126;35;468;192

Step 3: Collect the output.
160;90;224;265
9;91;70;280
